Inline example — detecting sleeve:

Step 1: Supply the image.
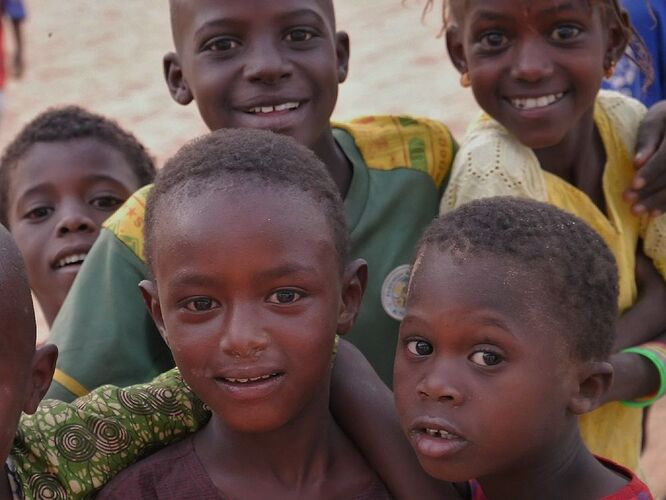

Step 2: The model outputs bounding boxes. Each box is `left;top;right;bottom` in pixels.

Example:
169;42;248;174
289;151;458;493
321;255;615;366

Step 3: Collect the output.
4;0;26;21
12;369;211;500
440;115;549;214
46;229;174;402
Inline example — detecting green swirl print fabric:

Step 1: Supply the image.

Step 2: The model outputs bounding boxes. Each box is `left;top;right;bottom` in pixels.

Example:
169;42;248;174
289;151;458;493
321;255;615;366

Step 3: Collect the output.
11;368;210;499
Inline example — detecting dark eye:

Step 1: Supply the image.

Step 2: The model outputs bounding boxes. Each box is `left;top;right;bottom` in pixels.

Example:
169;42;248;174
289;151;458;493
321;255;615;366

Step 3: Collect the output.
551;25;581;41
91;196;124;210
480;31;508;49
407;340;433;356
25;206;53;221
203;37;240;52
267;289;304;304
184;297;219;312
285;29;315;42
469;351;503;367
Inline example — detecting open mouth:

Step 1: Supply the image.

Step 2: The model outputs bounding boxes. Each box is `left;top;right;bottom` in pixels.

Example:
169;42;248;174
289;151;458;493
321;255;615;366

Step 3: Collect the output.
509;92;565;110
54;252;88;270
423;427;461;440
245;102;301;115
220;372;282;384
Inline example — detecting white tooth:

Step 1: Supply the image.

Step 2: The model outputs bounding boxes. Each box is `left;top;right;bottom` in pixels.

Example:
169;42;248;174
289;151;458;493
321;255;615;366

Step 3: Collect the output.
249;107;260;114
274;103;289;111
426;428;438;437
261;106;274;113
536;96;549;107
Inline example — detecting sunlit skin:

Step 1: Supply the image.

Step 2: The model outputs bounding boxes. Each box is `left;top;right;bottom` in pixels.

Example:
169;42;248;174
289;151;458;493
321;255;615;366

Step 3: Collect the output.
6;138;142;325
446;0;627;204
165;0;353;195
0;227;57;500
140;186;377;499
394;248;625;500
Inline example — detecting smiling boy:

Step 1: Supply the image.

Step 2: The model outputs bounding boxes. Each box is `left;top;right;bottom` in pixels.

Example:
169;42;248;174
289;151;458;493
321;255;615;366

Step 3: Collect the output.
47;0;456;397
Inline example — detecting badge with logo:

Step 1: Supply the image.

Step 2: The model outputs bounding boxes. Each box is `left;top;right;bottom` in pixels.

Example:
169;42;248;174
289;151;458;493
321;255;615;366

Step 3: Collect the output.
381;264;411;321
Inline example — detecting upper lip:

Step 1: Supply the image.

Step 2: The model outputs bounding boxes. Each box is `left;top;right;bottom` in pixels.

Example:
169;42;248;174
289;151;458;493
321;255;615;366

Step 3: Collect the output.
410;416;466;440
236;97;306;111
213;365;284;381
50;243;93;269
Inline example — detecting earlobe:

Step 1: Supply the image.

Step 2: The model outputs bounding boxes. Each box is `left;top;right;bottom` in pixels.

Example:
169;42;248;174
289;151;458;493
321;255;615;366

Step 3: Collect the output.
337;259;368;335
568;361;613;415
446;27;468;75
335;31;351;84
23;344;58;414
163;52;194;105
139;280;169;344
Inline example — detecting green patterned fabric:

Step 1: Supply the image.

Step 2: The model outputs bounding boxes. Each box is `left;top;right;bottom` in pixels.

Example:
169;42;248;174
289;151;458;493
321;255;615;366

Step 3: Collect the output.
12;369;209;499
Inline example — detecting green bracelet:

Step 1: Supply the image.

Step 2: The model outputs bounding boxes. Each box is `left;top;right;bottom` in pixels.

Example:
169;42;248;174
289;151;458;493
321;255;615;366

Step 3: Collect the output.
620;347;666;408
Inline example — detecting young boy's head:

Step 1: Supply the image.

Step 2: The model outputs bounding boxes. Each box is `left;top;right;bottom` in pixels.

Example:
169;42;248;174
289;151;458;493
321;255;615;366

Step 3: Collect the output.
0;224;57;463
141;128;366;434
0;106;156;325
163;0;349;150
394;197;618;483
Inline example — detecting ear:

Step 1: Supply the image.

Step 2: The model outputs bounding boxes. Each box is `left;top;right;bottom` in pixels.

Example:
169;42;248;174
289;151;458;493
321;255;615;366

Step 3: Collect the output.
603;8;630;73
22;344;58;414
336;258;368;335
567;361;613;415
163;51;194;105
334;31;350;84
139;280;168;344
446;26;468;75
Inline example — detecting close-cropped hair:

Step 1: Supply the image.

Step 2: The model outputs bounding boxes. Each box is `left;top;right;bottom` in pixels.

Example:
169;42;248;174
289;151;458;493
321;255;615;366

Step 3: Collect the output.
0;105;156;226
415;197;619;362
425;0;654;88
144;128;350;272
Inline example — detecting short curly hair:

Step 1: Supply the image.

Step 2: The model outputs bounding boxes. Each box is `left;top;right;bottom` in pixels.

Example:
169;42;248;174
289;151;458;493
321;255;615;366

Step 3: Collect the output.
145;128;349;273
414;197;619;361
0;105;156;226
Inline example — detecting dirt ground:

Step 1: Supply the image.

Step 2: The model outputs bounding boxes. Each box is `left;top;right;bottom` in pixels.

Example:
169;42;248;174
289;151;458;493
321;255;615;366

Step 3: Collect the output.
1;0;662;494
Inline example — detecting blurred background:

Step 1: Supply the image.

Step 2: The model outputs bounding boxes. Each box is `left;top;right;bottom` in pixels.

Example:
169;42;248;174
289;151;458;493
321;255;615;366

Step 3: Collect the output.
0;1;662;495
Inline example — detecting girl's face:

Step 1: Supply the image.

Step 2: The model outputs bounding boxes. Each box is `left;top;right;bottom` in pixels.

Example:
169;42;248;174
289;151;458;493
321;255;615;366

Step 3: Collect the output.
7;138;141;325
446;0;627;149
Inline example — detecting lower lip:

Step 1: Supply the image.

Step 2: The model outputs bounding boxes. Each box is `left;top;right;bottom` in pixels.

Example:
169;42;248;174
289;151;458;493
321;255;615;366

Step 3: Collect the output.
411;431;468;459
54;263;84;274
237;103;306;130
214;373;285;402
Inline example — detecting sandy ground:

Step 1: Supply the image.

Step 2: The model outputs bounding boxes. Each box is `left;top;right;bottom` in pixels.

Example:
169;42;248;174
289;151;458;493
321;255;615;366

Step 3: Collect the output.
0;0;662;495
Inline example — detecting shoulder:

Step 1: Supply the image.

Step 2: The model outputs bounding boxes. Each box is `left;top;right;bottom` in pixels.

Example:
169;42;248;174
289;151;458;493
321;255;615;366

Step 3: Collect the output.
594;456;653;500
333;115;456;189
442;113;547;211
103;184;154;261
98;437;200;498
595;90;647;155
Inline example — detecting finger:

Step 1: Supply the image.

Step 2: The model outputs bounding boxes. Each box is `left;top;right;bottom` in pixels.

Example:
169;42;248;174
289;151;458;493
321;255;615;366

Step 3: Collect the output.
634;101;666;170
632;189;666;215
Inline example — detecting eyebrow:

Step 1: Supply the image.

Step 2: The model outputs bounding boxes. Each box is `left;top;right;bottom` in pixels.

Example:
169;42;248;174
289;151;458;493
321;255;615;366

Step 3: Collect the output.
168;263;320;288
254;263;320;282
472;2;579;22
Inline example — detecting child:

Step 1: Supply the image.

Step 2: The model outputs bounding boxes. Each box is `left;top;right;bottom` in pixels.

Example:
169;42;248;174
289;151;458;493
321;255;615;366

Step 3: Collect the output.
394;197;652;499
0;105;156;325
438;0;666;471
97;128;391;499
47;0;457;397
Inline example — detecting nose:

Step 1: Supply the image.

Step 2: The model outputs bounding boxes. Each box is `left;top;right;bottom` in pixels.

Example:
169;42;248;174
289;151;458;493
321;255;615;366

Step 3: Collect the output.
510;38;553;82
243;36;293;84
220;302;269;359
55;203;97;237
416;359;465;406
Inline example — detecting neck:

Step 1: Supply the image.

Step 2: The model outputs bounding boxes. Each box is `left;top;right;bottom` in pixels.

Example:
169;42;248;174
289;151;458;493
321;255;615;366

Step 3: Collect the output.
477;425;625;500
310;127;353;198
533;108;606;208
196;388;338;490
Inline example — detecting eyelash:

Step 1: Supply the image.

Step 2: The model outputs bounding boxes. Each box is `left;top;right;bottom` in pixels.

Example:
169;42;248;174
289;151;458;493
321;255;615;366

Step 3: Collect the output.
266;289;306;305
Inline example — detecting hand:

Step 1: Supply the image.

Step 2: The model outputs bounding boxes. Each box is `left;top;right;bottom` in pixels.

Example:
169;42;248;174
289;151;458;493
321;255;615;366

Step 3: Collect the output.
602;351;660;404
624;100;666;216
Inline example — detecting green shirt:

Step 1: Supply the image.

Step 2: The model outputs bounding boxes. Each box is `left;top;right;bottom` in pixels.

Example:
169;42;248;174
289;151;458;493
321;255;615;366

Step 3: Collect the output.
47;116;455;399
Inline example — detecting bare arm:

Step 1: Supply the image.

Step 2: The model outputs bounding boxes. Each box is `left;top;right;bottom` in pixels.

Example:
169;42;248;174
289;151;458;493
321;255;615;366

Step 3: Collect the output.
330;339;461;500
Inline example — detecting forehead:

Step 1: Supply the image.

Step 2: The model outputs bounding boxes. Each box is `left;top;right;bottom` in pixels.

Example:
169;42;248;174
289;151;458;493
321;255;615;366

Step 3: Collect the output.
153;186;338;275
172;0;336;39
10;138;138;198
459;0;596;21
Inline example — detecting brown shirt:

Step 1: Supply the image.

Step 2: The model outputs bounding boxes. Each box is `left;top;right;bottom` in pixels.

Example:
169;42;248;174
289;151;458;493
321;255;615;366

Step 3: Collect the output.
97;436;393;500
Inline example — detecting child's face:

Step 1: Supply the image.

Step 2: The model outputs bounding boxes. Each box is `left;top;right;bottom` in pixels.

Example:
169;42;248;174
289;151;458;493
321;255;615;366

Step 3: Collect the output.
393;249;578;483
447;0;625;149
166;0;348;149
6;138;142;323
143;187;363;433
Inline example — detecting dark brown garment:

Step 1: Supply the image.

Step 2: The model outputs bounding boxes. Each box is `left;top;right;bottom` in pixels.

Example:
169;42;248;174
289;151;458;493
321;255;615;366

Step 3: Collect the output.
97;436;393;500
